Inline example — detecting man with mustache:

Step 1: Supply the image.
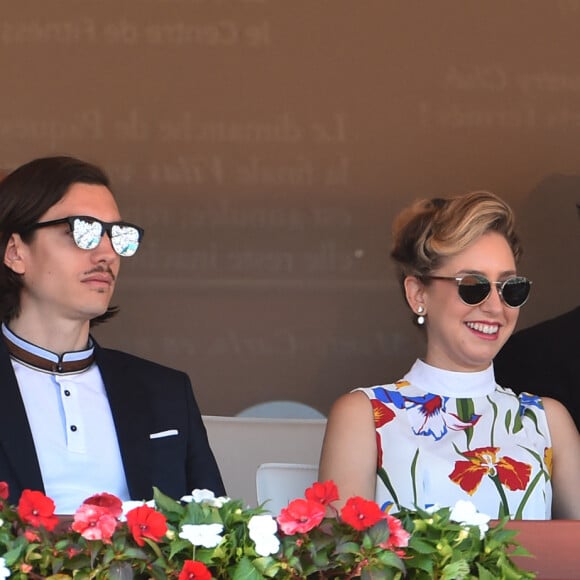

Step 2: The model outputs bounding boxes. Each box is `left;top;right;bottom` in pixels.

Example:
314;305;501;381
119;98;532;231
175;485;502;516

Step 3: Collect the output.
0;156;225;512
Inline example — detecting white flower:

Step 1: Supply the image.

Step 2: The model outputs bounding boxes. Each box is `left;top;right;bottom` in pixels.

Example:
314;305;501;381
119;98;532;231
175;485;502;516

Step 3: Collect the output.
449;500;491;539
0;557;10;579
179;523;224;548
248;514;280;556
180;489;230;508
119;499;155;521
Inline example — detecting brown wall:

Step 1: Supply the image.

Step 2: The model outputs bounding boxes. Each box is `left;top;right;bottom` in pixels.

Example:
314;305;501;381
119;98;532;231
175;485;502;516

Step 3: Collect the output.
1;1;579;415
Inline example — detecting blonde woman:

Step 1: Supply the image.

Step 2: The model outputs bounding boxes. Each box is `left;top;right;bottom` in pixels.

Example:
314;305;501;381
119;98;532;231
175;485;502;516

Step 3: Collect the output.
319;192;580;520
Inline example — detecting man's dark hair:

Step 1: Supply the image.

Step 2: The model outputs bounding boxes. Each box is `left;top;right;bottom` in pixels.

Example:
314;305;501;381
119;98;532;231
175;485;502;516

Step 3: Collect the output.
0;155;119;325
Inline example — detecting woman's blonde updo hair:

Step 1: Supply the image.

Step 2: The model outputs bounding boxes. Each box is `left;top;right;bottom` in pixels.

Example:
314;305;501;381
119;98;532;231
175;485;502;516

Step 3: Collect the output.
391;191;522;285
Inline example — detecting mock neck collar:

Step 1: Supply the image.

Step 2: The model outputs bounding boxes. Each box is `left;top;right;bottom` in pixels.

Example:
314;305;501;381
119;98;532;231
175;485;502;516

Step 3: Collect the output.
2;323;95;375
404;358;497;398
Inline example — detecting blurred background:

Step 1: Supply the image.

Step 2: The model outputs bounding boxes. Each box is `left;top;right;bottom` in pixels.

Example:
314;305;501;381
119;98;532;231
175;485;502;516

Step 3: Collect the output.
1;0;578;415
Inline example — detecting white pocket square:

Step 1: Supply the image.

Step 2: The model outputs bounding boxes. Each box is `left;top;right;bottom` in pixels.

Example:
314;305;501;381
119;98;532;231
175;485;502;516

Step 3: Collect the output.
149;429;179;439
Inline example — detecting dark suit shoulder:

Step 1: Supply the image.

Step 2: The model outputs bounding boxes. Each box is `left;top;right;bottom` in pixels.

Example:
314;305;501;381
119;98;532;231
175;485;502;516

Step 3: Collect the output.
93;345;189;381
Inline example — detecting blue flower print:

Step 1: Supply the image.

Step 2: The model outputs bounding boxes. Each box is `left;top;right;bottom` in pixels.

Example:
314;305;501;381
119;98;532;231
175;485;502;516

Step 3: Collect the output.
518;393;542;416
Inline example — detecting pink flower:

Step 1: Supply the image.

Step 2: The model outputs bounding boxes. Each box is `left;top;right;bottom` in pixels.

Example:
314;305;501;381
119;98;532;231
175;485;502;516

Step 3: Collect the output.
82;492;123;518
340;496;384;531
179;560;212;580
305;481;339;506
72;504;118;543
380;513;411;555
126;505;167;546
17;490;59;531
277;498;325;535
0;481;9;500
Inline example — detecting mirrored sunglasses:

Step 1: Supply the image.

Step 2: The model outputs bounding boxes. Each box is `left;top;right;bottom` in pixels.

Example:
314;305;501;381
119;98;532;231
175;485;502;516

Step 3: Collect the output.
24;215;144;257
426;274;532;308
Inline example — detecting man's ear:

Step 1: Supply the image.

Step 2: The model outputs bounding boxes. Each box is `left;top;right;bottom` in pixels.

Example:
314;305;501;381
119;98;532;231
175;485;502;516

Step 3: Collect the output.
4;234;26;274
403;275;427;315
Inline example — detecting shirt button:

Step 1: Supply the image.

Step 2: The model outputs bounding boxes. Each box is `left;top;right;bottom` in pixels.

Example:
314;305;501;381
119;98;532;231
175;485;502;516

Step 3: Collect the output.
64;390;71;397
70;425;77;432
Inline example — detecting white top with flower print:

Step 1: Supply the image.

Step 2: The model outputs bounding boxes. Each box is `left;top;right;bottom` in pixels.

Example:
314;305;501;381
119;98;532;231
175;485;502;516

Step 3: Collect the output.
354;359;552;520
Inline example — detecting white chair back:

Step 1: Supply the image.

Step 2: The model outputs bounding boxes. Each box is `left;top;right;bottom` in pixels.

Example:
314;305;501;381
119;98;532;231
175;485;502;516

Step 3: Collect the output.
256;462;319;514
202;415;326;507
237;400;325;419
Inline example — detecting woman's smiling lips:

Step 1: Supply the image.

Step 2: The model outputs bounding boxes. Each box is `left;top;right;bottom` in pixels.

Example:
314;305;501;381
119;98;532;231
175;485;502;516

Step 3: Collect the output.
465;321;500;338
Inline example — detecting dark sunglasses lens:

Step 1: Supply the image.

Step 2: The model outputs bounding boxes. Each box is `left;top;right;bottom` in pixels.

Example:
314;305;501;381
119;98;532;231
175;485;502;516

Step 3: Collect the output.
72;218;103;250
111;225;140;257
457;275;490;305
501;277;531;307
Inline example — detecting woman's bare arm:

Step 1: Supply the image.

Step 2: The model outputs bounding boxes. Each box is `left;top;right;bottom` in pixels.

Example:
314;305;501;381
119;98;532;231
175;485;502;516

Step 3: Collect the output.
318;391;377;506
543;396;580;519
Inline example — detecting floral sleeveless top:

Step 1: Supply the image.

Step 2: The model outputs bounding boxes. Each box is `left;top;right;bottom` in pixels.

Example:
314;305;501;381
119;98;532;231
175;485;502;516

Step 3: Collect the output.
355;359;552;520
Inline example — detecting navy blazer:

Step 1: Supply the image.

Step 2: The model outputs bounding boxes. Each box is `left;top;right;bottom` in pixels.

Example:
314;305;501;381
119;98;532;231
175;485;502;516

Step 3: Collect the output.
0;339;225;505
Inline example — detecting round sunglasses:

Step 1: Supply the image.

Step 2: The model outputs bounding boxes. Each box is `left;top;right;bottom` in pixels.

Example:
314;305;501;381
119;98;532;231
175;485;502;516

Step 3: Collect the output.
426;274;532;308
23;215;144;257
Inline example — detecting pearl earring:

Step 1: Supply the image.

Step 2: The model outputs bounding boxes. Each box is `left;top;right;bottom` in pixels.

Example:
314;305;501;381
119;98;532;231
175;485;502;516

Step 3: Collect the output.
416;305;426;326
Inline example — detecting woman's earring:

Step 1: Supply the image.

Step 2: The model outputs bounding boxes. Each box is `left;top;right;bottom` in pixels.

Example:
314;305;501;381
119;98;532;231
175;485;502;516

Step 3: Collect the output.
416;305;426;326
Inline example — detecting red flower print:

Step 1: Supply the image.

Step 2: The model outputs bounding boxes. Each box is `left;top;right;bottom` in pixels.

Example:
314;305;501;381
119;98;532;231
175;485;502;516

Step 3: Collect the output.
449;446;531;495
0;481;9;500
305;480;339;506
371;399;395;428
72;504;118;543
179;560;212;580
17;489;58;531
277;498;325;535
375;431;383;468
126;505;168;546
82;492;123;518
379;514;411;555
340;496;384;531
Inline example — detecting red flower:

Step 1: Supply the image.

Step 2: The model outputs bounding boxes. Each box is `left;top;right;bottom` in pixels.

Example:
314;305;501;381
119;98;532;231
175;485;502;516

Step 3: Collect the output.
17;489;58;531
379;513;411;555
126;505;167;546
340;496;384;531
24;529;41;542
67;546;82;558
72;504;118;543
371;399;395;428
449;446;531;495
179;560;212;580
82;492;123;518
0;481;9;500
305;480;339;506
277;498;325;535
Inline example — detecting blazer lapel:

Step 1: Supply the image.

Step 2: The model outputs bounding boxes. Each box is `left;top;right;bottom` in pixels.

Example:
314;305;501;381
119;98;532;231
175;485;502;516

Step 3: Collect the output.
0;340;44;495
94;344;154;500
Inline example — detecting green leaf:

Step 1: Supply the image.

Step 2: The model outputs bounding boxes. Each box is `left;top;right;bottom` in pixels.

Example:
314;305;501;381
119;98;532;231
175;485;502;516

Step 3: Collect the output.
152;486;184;520
407;537;437;554
441;559;470;580
334;540;360;555
107;561;135;580
231;556;266;580
367;519;390;545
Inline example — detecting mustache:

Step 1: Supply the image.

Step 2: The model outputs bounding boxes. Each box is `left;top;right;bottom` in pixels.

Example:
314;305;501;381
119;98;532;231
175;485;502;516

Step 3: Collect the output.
83;265;116;282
